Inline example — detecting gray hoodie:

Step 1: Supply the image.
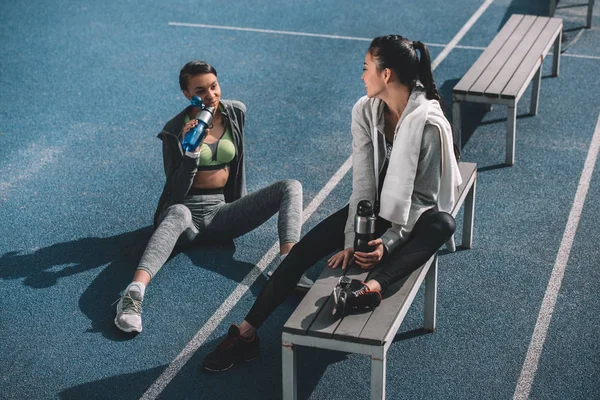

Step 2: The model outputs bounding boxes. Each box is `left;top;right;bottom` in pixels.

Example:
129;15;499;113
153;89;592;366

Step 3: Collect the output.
344;88;443;253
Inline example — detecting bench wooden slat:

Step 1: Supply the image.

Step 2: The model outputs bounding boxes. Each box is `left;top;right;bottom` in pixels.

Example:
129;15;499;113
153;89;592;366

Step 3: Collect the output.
453;14;524;95
501;17;562;99
307;265;369;338
486;17;550;97
469;15;538;97
281;265;344;335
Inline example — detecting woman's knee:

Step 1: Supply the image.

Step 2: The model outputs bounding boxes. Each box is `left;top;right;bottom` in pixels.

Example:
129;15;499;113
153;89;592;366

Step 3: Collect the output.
163;204;192;225
432;211;456;238
280;179;302;198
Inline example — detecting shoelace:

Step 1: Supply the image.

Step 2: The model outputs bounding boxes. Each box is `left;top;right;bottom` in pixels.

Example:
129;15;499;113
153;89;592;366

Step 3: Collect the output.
352;284;369;297
112;293;142;314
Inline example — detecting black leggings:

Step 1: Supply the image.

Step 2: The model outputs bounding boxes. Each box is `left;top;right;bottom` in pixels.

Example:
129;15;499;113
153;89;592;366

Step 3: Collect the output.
245;204;456;329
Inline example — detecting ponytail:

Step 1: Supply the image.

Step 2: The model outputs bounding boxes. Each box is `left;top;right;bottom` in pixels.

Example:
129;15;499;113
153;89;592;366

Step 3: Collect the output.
412;41;440;101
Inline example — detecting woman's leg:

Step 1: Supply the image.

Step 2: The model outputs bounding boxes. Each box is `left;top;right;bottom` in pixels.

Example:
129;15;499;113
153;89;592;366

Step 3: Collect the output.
137;204;199;280
199;179;302;252
368;210;456;294
115;204;199;333
202;205;349;371
243;204;350;329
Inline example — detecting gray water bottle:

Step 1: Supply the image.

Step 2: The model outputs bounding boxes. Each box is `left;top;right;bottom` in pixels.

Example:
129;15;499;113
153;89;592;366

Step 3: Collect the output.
354;200;376;253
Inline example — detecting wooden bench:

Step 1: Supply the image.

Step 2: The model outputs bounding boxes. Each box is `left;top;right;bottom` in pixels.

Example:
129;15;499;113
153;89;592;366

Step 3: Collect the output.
452;14;563;165
281;162;477;400
550;0;595;28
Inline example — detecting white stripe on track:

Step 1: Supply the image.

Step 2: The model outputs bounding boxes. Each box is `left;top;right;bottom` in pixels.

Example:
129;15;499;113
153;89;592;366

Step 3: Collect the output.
143;3;493;397
0;144;61;196
431;0;494;70
169;20;600;60
168;22;372;41
514;112;600;400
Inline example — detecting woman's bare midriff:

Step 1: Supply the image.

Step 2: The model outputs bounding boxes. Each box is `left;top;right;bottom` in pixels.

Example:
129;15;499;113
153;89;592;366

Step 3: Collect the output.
191;167;230;189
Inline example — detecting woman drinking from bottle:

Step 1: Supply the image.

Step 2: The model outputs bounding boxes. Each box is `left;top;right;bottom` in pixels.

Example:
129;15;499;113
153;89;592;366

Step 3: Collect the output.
114;60;312;334
201;35;462;372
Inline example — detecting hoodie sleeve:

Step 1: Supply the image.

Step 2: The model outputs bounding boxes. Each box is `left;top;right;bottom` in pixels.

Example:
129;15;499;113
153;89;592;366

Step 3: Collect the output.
379;123;441;254
159;129;197;205
344;98;378;249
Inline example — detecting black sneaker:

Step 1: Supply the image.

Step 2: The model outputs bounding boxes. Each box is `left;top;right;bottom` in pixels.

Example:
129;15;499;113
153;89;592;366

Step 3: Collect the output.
332;276;382;318
202;325;260;372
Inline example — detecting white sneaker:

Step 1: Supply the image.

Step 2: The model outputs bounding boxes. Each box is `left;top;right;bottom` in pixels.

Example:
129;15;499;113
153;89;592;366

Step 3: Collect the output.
114;284;144;333
296;273;314;289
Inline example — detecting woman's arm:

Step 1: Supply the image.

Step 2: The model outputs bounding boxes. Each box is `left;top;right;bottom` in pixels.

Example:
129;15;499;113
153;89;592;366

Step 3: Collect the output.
343;98;378;250
161;131;197;205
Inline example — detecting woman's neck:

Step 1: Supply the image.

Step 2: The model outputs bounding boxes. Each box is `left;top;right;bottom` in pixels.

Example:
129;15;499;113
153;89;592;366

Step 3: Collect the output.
380;84;410;119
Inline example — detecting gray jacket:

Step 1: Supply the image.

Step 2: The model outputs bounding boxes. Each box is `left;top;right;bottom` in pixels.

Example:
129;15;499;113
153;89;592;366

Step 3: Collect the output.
153;100;247;227
344;89;442;253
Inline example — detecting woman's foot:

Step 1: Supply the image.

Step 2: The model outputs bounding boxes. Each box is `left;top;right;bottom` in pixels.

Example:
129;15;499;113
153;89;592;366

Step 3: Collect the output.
332;276;381;318
202;325;260;372
114;282;145;333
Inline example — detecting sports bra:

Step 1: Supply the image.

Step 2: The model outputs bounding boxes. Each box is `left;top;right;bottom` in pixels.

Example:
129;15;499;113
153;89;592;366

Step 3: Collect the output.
184;114;236;171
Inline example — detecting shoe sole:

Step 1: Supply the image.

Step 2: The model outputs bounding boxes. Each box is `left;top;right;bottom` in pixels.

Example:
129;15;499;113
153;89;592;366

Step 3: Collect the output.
202;355;259;372
114;317;142;333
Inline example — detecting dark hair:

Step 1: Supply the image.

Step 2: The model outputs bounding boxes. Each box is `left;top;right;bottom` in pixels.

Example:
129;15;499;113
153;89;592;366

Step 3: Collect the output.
179;60;217;91
368;35;440;101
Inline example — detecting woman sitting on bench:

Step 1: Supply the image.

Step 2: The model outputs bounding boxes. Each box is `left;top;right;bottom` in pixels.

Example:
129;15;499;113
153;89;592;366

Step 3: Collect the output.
202;35;462;372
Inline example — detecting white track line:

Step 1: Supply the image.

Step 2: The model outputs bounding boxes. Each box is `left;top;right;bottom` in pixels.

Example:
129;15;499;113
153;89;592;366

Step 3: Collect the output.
169;21;600;60
431;0;494;69
142;3;494;398
514;113;600;400
168;22;372;41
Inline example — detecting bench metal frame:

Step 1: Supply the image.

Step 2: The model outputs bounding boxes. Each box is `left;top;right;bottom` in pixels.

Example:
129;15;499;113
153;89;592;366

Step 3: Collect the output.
452;15;563;165
550;0;595;28
281;163;477;400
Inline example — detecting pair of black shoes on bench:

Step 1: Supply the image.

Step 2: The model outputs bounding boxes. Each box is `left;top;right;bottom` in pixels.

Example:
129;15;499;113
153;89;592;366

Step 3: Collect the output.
332;276;382;318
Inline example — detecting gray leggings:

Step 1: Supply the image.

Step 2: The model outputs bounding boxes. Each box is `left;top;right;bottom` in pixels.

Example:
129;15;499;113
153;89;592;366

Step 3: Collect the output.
137;179;302;279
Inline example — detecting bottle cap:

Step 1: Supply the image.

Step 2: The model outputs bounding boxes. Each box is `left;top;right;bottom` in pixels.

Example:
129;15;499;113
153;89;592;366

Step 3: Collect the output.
356;200;373;217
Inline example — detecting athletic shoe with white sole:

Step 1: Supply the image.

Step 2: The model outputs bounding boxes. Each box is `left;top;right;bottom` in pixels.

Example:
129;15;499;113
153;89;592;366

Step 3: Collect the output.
114;283;144;333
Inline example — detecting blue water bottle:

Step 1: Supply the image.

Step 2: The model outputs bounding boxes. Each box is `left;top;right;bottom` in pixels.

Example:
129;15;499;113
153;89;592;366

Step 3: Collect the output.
182;95;215;152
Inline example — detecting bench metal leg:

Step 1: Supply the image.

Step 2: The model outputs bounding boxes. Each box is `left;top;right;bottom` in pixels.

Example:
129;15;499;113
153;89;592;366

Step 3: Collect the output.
506;105;517;165
452;100;462;151
424;255;438;332
552;31;561;77
445;236;456;252
371;349;386;400
587;0;595;28
530;66;541;116
462;176;476;249
282;340;297;400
